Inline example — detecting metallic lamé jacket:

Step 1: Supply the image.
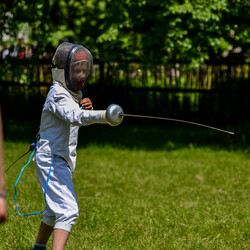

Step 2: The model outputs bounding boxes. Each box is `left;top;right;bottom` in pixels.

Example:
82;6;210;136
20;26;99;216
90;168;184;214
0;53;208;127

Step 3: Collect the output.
36;82;105;172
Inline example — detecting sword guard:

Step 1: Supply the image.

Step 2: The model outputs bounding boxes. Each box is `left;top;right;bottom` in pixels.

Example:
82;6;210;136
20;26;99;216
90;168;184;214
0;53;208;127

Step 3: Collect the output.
106;104;124;126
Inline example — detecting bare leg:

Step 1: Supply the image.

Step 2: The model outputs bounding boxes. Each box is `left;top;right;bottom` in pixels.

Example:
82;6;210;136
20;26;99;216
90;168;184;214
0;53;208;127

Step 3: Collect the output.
52;229;70;250
35;222;54;244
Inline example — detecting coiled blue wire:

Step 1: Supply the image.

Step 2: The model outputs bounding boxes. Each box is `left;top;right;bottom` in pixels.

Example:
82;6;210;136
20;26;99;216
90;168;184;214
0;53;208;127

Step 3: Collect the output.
14;147;56;216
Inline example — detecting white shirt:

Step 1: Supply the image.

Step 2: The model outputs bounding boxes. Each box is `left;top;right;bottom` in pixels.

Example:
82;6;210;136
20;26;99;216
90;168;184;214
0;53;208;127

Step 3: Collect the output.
36;82;106;172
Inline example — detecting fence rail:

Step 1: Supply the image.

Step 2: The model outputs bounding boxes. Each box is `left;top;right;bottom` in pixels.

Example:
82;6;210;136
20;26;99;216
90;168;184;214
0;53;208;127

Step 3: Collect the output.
0;59;249;88
0;60;249;124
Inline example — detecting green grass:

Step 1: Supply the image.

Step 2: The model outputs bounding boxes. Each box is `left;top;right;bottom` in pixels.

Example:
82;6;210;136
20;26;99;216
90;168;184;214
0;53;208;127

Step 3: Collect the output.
1;122;249;249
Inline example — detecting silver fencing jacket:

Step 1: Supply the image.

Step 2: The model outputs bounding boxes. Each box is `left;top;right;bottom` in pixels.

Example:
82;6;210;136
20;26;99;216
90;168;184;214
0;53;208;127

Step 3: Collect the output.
36;82;106;172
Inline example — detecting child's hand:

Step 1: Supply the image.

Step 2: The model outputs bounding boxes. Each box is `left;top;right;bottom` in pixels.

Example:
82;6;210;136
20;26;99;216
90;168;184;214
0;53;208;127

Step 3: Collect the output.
0;197;7;223
80;98;93;110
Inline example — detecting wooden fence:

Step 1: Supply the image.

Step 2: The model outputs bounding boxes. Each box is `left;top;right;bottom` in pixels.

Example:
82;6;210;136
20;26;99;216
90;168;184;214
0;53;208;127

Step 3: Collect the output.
0;59;249;125
0;58;249;88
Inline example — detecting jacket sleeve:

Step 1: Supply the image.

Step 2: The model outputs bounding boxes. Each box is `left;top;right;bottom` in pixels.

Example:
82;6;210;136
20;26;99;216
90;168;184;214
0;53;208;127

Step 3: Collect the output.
44;92;107;126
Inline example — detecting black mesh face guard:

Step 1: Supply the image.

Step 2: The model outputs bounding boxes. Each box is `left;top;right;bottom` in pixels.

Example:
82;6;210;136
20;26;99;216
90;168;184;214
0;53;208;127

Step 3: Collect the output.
52;42;93;91
66;45;93;91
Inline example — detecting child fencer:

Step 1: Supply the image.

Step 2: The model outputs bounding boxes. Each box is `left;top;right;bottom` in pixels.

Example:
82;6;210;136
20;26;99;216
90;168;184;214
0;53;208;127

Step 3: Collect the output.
32;42;123;250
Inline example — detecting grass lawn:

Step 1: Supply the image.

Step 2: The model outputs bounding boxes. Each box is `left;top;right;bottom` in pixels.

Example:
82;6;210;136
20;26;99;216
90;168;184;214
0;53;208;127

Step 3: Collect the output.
1;121;249;249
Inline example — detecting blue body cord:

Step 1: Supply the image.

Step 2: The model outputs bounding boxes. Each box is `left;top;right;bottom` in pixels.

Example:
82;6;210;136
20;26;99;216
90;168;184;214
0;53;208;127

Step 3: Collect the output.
14;147;56;216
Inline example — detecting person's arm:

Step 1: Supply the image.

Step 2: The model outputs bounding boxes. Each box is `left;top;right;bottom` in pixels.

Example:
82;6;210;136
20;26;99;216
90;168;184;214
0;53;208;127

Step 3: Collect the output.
0;107;7;223
45;91;123;126
46;93;108;126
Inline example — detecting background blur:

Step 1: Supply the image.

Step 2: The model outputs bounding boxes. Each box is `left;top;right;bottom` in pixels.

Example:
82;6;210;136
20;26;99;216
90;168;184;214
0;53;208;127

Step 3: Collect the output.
1;3;249;248
0;0;249;128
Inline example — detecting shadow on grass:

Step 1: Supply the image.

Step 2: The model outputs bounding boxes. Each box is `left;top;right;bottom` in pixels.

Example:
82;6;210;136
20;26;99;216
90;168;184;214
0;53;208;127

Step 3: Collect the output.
78;121;244;151
4;119;248;151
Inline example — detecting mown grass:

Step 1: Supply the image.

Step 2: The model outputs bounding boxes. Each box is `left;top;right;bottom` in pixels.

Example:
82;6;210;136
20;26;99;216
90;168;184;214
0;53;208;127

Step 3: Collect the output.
1;121;249;249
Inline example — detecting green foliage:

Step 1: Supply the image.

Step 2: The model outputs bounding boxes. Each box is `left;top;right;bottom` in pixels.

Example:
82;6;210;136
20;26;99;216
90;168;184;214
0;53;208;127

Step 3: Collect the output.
0;0;249;67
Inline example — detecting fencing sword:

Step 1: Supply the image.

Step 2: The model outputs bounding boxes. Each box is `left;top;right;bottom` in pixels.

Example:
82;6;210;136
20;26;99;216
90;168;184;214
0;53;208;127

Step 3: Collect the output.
106;104;234;135
120;113;234;135
5;105;234;174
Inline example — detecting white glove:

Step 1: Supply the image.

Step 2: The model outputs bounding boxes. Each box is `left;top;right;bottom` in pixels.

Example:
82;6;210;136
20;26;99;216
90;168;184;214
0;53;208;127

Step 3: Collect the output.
98;104;123;126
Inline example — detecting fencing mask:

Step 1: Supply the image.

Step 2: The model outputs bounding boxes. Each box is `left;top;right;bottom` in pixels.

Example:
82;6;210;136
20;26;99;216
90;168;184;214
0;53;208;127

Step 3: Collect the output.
52;42;93;91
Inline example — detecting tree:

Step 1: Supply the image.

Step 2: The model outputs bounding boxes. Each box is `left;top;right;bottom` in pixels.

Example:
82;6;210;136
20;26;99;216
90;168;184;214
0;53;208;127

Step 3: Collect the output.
1;0;249;67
